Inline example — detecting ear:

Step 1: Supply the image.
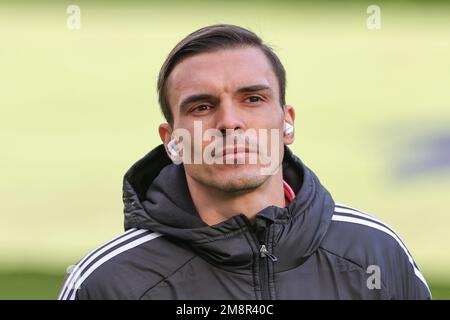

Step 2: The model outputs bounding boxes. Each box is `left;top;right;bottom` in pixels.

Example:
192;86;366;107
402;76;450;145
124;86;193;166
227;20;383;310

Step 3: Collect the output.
283;105;295;145
159;123;173;157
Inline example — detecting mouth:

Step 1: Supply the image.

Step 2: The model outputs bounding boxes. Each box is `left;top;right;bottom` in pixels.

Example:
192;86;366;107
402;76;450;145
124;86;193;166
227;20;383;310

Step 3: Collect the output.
212;145;258;158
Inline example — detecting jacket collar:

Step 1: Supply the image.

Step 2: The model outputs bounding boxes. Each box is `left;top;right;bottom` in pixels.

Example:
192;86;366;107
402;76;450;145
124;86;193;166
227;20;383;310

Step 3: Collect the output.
123;144;335;272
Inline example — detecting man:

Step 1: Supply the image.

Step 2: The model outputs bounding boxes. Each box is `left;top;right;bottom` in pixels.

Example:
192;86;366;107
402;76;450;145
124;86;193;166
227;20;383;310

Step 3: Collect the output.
59;24;431;300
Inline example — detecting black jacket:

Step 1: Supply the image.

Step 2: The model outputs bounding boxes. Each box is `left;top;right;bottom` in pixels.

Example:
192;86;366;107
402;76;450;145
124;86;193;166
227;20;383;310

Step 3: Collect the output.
58;145;431;300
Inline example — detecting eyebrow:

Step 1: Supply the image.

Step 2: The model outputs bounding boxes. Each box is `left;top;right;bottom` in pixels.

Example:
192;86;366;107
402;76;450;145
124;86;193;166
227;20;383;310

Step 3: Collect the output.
236;84;272;94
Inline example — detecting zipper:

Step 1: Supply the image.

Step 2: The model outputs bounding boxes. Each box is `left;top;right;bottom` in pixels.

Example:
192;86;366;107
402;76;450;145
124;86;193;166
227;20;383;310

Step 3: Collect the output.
260;244;278;262
257;219;278;300
259;241;278;300
238;215;277;300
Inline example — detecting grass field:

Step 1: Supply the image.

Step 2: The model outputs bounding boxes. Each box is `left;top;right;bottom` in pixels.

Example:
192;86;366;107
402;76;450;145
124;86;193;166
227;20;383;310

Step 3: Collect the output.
0;1;449;299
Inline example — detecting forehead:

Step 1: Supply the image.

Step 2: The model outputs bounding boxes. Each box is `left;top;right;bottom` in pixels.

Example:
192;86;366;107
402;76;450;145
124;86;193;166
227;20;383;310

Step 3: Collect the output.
166;46;279;106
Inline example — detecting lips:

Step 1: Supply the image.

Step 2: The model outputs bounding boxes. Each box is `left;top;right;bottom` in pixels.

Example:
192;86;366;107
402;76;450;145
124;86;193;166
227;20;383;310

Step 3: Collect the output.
212;145;258;158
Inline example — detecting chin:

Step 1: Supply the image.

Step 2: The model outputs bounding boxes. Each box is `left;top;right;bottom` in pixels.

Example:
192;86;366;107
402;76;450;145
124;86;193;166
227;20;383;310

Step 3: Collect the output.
207;167;268;193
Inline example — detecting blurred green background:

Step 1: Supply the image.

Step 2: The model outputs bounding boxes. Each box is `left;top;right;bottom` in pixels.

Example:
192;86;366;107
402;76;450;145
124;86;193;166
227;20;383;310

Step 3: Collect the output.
0;0;449;299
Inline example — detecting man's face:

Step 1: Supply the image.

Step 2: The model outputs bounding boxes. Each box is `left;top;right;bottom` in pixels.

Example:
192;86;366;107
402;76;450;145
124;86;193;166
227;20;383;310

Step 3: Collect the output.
161;46;294;193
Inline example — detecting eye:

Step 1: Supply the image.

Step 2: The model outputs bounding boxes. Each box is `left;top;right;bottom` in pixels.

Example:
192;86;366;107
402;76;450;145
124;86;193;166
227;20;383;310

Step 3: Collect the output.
192;104;211;112
245;96;263;103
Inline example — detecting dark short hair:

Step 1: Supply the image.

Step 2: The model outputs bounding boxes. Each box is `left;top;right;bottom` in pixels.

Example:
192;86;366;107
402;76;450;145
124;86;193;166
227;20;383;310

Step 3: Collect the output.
157;24;287;124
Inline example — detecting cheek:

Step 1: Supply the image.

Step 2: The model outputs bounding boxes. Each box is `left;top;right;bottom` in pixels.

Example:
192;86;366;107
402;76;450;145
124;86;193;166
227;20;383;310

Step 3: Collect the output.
255;105;284;126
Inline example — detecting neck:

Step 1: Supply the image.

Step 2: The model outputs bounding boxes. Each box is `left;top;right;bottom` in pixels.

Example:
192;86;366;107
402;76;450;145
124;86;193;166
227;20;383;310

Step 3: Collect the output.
185;169;287;226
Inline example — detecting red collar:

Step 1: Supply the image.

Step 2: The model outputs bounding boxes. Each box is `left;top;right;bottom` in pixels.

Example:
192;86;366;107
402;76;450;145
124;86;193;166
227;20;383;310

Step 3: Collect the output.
283;180;296;202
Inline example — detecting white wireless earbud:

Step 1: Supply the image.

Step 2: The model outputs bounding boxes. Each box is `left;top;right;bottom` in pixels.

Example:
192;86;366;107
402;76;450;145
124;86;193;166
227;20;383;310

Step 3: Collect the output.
284;122;294;136
167;139;183;165
167;139;178;158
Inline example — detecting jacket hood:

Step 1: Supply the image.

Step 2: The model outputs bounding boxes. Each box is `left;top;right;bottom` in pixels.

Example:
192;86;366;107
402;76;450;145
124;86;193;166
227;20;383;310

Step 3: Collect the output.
122;144;335;272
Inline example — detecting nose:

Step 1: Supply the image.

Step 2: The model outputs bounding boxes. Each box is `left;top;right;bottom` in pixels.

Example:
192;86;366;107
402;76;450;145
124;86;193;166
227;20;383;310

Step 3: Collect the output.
215;98;245;136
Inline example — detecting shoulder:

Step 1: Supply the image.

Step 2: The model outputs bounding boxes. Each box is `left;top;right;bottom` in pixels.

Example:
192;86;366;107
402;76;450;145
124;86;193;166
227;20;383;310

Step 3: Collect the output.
320;203;431;299
58;228;195;300
324;203;411;259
